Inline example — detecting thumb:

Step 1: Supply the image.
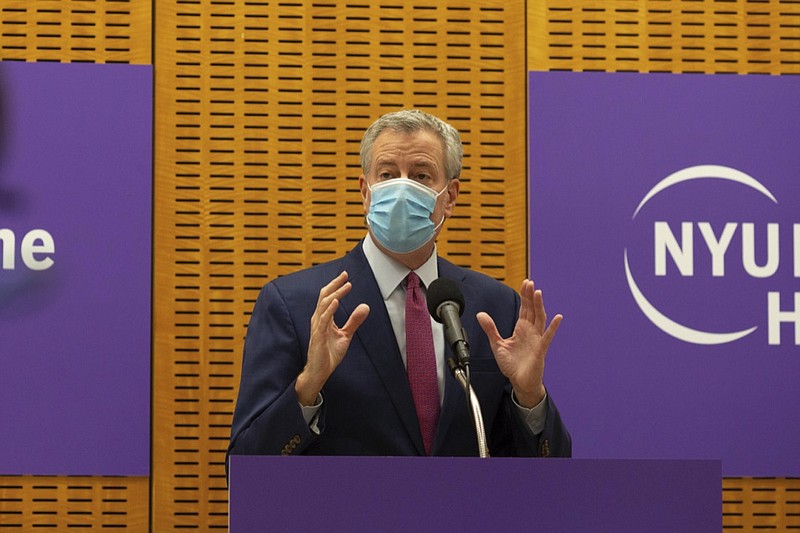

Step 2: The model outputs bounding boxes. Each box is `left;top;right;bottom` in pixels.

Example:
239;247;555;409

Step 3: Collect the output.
341;303;370;337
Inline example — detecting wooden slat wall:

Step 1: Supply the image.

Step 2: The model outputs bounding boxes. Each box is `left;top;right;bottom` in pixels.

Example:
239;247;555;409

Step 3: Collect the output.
527;1;800;531
528;0;800;74
724;478;800;530
0;477;148;530
152;1;527;530
0;0;150;63
0;1;151;529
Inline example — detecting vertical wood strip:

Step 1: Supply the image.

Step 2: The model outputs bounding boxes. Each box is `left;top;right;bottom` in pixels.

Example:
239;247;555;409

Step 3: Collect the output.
153;1;527;529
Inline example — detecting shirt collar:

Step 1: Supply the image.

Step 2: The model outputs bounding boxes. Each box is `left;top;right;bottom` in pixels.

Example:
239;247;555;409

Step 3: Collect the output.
363;233;439;298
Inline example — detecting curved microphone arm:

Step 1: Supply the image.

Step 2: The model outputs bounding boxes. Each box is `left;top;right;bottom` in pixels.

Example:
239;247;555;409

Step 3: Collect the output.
448;359;489;458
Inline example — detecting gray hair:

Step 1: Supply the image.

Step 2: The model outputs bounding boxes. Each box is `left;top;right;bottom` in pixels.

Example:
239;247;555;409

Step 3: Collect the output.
359;109;463;181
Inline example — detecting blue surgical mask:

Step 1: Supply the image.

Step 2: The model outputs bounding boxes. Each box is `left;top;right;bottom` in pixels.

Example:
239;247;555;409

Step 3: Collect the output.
366;179;448;254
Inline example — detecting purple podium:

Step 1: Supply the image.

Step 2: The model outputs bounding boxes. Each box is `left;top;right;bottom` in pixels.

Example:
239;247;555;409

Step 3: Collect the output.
229;456;720;532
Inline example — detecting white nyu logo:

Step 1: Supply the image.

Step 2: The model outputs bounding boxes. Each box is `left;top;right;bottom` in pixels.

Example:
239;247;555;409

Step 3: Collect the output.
624;165;800;346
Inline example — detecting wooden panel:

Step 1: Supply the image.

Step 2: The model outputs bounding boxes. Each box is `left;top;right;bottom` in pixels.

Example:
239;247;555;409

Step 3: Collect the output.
528;0;800;74
0;2;151;531
723;478;800;530
0;0;150;64
153;1;527;530
0;476;148;529
527;1;800;531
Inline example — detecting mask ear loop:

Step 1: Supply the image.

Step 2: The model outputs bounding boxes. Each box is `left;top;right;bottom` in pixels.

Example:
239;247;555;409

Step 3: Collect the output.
430;181;451;232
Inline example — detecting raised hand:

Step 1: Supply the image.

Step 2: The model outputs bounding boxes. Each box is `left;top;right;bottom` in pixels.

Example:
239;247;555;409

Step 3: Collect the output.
295;271;370;405
476;279;562;408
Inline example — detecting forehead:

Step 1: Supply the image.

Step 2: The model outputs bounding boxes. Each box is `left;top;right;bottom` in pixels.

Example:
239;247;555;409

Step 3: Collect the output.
370;129;444;166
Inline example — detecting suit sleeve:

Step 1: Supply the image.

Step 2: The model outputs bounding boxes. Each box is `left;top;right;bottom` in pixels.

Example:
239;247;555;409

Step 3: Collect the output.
226;282;322;467
509;394;572;457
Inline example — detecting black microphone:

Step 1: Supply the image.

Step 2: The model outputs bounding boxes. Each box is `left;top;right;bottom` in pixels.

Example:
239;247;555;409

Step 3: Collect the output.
427;277;470;368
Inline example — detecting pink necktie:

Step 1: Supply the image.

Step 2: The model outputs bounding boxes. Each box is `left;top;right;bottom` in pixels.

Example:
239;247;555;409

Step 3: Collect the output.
405;272;439;455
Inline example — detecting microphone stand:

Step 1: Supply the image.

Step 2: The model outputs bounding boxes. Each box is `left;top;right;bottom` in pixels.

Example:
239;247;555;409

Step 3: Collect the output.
447;358;490;458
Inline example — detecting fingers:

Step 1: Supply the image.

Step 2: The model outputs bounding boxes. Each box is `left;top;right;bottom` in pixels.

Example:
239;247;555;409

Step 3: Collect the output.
533;288;548;335
476;311;501;346
542;313;563;347
519;279;533;323
316;271;352;311
530;280;563;350
313;271;353;327
520;279;555;336
313;271;371;339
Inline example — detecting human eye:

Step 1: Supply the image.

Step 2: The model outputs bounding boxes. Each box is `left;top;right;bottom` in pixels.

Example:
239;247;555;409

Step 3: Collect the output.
378;171;396;181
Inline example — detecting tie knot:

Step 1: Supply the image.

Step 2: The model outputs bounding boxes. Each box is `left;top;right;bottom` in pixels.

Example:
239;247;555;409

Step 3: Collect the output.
406;271;421;291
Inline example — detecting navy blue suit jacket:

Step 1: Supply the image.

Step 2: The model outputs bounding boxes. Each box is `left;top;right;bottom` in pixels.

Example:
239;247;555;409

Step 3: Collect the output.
228;242;571;460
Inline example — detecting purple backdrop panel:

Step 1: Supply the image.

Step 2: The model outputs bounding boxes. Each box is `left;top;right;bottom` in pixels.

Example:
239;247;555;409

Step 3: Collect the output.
529;71;799;476
0;62;151;475
229;456;721;532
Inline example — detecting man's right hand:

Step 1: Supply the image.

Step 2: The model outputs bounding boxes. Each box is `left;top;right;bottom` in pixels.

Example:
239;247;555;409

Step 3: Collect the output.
295;271;370;406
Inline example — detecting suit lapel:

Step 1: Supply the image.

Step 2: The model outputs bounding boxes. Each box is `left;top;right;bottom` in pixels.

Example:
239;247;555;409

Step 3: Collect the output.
336;244;425;455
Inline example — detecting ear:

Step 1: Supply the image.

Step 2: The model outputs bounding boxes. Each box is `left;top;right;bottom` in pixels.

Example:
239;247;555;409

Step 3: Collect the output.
443;178;460;217
359;174;369;214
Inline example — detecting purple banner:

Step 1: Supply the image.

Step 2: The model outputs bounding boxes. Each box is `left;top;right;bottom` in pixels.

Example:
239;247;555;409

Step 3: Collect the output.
529;71;799;476
0;62;151;475
230;456;721;532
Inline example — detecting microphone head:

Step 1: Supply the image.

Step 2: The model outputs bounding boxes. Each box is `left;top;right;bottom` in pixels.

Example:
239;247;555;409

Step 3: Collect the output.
427;277;465;322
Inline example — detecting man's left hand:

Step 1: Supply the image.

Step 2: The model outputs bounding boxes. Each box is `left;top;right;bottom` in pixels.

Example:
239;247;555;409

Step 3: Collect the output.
476;279;562;408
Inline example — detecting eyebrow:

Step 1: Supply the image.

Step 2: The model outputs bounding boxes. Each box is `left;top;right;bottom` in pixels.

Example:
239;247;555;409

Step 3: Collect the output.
373;157;438;173
375;159;436;170
374;158;398;168
409;161;435;171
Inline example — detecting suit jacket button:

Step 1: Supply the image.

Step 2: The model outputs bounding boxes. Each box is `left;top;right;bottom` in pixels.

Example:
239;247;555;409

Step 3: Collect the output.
539;438;551;457
292;435;301;444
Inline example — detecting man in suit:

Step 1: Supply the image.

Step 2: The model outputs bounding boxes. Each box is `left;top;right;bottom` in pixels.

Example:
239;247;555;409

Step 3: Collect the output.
227;109;570;461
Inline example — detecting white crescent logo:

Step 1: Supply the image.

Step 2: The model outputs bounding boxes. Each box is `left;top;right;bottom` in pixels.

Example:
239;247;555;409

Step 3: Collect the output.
632;164;778;219
625;165;776;345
